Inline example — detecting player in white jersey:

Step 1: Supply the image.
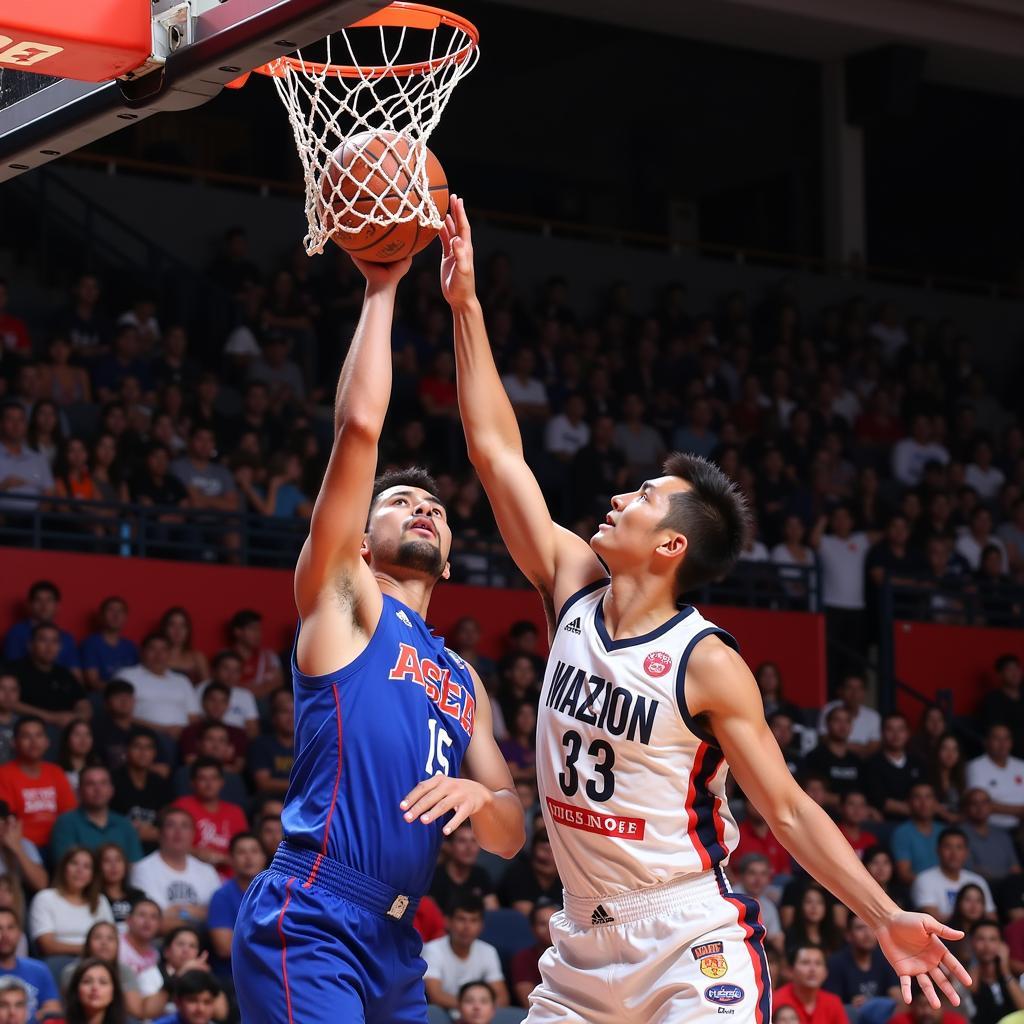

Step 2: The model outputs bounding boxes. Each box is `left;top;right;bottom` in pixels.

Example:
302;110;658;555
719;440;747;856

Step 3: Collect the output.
438;197;971;1024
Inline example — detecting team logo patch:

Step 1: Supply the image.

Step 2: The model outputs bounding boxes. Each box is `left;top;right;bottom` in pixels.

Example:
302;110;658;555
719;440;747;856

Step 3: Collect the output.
644;651;672;677
700;955;729;978
691;942;724;960
396;610;412;627
704;985;744;1006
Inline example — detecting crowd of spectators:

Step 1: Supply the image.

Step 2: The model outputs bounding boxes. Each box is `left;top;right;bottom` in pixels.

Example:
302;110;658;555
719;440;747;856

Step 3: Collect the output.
0;574;1019;1024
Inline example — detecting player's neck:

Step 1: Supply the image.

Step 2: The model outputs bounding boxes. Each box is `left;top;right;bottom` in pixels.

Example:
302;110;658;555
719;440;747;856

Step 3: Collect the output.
374;574;435;619
602;574;680;642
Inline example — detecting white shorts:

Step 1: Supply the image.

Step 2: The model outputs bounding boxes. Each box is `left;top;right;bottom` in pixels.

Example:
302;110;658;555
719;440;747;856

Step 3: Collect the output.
526;866;772;1024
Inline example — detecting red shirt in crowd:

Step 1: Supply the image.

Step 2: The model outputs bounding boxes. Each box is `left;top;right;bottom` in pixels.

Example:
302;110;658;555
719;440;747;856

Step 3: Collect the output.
173;795;247;878
0;313;30;355
734;818;791;877
413;895;446;943
510;944;543;993
773;984;847;1024
1006;918;1024;965
838;824;879;859
0;761;77;846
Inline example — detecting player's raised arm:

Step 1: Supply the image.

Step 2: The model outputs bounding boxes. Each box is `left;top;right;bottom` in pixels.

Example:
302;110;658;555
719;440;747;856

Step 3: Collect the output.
294;257;411;651
441;197;604;619
685;637;972;1008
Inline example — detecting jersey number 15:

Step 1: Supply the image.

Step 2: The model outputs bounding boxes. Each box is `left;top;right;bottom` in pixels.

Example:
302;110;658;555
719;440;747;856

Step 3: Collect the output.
426;718;453;777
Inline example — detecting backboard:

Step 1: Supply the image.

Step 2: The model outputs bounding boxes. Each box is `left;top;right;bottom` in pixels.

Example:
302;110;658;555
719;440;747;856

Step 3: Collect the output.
0;0;388;183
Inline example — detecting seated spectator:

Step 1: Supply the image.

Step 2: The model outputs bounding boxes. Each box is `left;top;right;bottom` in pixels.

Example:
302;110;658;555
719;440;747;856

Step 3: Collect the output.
948;884;988;969
799;706;864;809
247;332;305;406
92;323;152;404
95;844;145;931
247;688;294;797
60;921;163;1021
119;634;200;741
2;581;79;673
172;759;247;879
498;834;561;917
117;898;161;986
928;733;967;823
773;944;847;1024
498;701;536;785
891;414;949;488
131;442;190;518
422;895;508;1013
111;728;173;854
887;988;968;1024
153;930;229;1021
0;405;55;515
178;686;248;771
837;790;879;858
891;783;944;885
195;651;259;738
169;426;240;559
254;815;282;863
864;712;926;821
0;279;31;356
28;847;114;965
0;906;62;1021
0;673;17;764
733;853;783;953
12;624;90;730
159;608;209;687
171;724;247;807
431;823;498;914
207;832;266;978
783;883;842;961
966;724;1024;830
152;968;224;1024
956;507;1009;574
544;393;590;462
130;809;220;931
496;654;541;729
960;788;1020;882
510;899;556;1007
817;674;882;757
455;980;497;1024
0;716;77;848
768;710;803;775
63;956;125;1024
824;914;900;1019
0;976;34;1024
57;720;101;795
50;766;142;863
911;828;996;922
91;681;138;773
734;801;792;879
862;846;912;910
960;921;1024;1024
79;598;137;693
0;801;48;894
909;705;950;766
227;610;282;701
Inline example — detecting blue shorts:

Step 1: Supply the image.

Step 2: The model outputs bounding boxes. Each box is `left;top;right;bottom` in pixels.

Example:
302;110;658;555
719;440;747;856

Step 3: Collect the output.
232;844;428;1024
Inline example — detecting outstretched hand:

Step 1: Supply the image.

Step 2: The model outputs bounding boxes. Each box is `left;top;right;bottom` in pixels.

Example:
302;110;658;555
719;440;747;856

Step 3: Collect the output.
439;194;477;308
350;253;413;291
876;912;972;1007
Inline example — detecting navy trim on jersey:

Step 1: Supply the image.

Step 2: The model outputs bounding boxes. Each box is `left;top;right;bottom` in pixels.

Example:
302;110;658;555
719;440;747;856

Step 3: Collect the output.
290;600;387;688
555;577;609;629
691;743;728;866
674;626;740;748
593;598;696;652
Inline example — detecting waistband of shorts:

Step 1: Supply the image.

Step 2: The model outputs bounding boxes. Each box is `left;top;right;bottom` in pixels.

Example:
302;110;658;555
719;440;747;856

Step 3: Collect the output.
271;842;420;923
562;870;724;927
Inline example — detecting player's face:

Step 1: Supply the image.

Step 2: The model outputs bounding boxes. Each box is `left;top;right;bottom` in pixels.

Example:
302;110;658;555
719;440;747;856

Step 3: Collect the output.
179;993;217;1024
365;486;452;581
592;476;690;574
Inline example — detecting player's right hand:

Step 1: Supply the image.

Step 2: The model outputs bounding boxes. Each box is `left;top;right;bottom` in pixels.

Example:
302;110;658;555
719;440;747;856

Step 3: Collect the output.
350;254;413;291
875;911;971;1008
439;195;477;309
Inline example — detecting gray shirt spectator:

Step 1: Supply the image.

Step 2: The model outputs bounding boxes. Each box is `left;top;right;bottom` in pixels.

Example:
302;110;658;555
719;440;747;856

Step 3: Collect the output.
0;403;54;511
960;788;1021;881
170;428;237;509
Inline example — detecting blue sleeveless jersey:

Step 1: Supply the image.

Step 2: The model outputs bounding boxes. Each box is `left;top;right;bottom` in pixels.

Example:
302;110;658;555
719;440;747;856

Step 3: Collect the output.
281;595;477;898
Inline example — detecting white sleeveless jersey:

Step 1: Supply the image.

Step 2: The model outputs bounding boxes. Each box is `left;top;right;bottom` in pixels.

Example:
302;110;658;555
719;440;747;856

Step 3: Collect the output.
536;579;740;899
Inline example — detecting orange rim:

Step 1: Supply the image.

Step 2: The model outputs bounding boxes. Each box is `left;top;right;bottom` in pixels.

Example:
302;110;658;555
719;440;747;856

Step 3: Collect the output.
249;2;478;80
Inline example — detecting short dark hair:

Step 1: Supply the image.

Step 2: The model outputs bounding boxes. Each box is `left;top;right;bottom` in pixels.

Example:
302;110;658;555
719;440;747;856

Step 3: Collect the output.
971;920;1000;937
458;981;495;1004
229;609;261;632
447;894;485;918
29;622;60;641
660;452;750;593
370;468;442;513
28;580;60;601
13;715;45;738
105;679;134;699
198;720;229;742
190;756;223;780
788;943;826;966
824;705;851;725
229;831;260;854
128;726;158;746
881;712;908;727
509;620;538;639
202;681;231;701
141;632;168;649
173;969;223;1000
529;897;558;924
938;827;967;846
211;650;242;671
995;653;1021;673
840;789;868;804
129;897;161;916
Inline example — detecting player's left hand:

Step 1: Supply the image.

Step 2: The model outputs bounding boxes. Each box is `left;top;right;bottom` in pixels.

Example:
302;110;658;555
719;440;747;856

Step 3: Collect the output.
875;911;972;1007
401;773;493;835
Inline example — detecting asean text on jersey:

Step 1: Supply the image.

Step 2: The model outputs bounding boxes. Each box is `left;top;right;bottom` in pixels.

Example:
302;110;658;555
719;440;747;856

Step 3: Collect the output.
232;597;476;1024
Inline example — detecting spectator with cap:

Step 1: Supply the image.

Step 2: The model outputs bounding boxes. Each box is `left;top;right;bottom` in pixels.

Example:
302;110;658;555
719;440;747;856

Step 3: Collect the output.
911;827;996;922
49;765;142;863
11;624;90;731
206;832;266;978
965;724;1024;831
0;908;62;1023
172;759;247;879
246;688;294;798
773;944;847;1024
978;655;1024;758
119;635;200;741
2;582;79;675
959;788;1021;882
0;404;55;516
79;597;138;693
194;651;259;739
0;716;77;848
110;728;173;854
227;610;282;701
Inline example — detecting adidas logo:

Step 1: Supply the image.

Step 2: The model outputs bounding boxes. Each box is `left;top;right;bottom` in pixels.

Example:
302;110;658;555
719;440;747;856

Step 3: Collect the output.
590;904;615;925
396;610;412;628
564;617;582;635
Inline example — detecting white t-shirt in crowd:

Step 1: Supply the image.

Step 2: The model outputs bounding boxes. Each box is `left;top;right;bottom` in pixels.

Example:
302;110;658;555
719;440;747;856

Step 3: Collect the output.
28;888;114;945
966;755;1024;830
501;375;548;408
422;936;504;1002
817;702;881;744
891;439;949;487
955;532;1009;573
911;867;995;917
818;532;871;609
544;415;590;459
195;680;259;729
964;464;1006;501
120;665;200;727
738;542;769;563
130;851;221;910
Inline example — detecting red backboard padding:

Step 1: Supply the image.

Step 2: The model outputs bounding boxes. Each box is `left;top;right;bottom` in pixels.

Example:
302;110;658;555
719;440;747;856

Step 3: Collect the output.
0;0;150;82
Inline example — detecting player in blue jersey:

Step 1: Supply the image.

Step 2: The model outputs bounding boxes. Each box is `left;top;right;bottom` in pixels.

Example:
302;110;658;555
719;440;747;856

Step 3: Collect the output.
231;254;525;1024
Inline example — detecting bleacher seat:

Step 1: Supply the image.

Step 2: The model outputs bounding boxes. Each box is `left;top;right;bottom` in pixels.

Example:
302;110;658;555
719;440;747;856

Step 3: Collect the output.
427;1006;450;1024
494;1009;528;1024
482;908;536;968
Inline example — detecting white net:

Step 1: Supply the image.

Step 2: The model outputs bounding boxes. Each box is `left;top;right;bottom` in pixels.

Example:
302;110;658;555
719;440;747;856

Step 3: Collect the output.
263;9;479;256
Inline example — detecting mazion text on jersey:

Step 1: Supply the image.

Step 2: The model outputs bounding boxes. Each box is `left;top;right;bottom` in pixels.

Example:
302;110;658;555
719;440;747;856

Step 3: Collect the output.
544;661;659;745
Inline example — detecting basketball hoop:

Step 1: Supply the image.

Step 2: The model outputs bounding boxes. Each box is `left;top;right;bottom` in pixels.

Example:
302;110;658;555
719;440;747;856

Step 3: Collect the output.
237;2;479;256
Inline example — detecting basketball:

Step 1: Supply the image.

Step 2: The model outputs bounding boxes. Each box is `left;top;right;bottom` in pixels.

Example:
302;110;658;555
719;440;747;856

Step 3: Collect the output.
319;130;449;263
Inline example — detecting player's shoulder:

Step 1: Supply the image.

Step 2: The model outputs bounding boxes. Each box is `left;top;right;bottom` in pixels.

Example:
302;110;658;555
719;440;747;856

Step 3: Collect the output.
685;630;744;674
